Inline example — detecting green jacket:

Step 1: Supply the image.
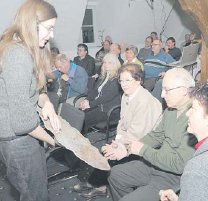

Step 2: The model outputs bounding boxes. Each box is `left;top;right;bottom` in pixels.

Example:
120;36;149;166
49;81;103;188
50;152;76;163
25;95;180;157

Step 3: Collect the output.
139;105;197;175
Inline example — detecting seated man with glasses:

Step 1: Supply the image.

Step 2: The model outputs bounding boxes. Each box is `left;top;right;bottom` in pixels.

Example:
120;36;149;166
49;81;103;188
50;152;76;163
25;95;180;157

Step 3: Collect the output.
143;39;175;102
160;82;208;201
144;39;175;79
108;67;197;201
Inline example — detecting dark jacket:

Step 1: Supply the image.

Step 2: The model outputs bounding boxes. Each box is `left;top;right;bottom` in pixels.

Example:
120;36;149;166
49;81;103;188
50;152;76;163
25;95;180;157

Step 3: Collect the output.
73;55;95;76
87;77;121;112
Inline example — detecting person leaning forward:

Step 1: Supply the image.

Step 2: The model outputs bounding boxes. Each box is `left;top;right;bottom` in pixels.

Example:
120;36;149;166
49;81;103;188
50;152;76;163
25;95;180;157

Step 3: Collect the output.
107;68;197;201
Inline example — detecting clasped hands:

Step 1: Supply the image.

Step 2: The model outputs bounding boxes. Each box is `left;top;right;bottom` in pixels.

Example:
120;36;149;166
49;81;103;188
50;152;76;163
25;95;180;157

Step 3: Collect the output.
101;137;144;161
61;74;69;81
159;189;179;201
79;99;90;110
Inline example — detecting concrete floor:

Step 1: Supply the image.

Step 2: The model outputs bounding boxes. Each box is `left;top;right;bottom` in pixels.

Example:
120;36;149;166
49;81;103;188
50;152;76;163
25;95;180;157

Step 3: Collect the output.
0;131;115;201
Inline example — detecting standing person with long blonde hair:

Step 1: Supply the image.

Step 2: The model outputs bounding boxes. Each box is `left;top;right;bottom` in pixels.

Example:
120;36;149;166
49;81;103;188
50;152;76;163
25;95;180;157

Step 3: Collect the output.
0;0;60;200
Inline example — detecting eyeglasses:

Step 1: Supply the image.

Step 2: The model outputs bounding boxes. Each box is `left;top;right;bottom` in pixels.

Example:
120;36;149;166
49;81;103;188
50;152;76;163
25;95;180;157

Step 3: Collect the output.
39;23;54;34
118;79;134;84
152;43;160;46
162;86;186;93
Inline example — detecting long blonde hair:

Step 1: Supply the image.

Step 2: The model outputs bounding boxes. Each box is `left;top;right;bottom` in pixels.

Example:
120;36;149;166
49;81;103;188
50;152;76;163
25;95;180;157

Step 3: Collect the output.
101;53;121;80
0;0;57;89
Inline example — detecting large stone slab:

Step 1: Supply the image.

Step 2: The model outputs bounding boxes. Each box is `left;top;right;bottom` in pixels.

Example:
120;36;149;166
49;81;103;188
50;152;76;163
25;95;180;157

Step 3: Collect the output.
41;115;110;171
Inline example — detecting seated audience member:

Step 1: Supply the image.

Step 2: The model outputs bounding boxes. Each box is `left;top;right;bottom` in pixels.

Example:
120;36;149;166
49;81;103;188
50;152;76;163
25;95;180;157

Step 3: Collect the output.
124;45;143;70
79;53;121;133
99;35;113;52
137;36;153;63
94;40;111;78
53;54;88;105
144;39;175;79
165;37;182;61
104;35;113;44
151;31;159;40
73;63;162;199
46;47;61;112
110;43;124;65
160;82;208;201
143;39;175;98
73;43;95;77
180;33;191;49
46;46;60;78
51;47;60;64
183;32;200;48
189;32;197;45
108;68;197;201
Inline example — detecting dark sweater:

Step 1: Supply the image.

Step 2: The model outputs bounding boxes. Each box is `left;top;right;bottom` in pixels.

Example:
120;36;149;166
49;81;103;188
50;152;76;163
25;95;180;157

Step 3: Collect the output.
87;77;121;112
73;54;95;76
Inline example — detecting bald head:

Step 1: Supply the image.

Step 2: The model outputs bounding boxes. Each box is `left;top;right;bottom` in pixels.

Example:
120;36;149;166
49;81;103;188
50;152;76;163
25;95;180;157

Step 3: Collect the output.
110;43;121;56
164;68;195;88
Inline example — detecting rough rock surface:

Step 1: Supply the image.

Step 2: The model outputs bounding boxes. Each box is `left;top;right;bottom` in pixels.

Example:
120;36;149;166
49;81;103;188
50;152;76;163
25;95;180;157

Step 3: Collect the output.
42;115;110;171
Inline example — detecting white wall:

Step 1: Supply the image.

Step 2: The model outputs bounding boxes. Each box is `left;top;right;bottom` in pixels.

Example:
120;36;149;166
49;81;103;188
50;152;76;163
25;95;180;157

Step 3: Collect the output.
0;0;200;59
95;0;200;49
0;0;87;59
0;1;23;32
47;0;87;54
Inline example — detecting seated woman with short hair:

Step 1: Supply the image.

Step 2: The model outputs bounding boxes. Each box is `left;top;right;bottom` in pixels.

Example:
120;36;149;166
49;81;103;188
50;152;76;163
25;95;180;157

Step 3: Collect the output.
73;63;162;199
79;53;121;133
124;45;144;70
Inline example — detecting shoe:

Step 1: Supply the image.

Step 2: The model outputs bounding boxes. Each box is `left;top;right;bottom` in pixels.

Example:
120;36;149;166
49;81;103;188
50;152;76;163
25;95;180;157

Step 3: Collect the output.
81;188;107;199
72;182;93;193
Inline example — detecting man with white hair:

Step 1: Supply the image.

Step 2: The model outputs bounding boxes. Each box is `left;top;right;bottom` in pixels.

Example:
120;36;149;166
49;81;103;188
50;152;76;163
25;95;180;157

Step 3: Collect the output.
108;68;197;201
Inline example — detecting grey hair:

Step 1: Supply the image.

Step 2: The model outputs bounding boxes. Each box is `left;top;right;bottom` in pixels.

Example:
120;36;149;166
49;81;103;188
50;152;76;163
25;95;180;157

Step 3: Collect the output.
55;53;69;63
125;45;138;55
165;68;195;88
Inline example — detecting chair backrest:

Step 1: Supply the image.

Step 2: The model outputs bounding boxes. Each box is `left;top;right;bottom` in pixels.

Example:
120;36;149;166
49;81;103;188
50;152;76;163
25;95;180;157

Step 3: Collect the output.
179;43;200;67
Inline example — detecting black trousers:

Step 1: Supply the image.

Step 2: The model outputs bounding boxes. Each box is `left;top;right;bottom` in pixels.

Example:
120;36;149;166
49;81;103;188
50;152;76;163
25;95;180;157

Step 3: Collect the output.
88;155;140;187
83;107;108;133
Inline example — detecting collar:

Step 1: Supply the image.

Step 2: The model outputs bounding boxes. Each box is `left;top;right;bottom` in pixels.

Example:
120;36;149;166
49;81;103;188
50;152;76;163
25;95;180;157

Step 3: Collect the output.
152;49;163;56
132;58;138;63
195;136;208;149
125;57;138;64
79;55;87;60
176;99;192;118
127;85;141;102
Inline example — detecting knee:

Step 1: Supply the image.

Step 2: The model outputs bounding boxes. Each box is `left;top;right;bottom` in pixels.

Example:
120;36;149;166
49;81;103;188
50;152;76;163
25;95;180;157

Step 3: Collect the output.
108;165;121;184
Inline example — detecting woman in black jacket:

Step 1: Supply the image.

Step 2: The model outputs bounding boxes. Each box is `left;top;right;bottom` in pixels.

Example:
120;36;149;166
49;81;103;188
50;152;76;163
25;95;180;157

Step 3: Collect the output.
79;53;121;133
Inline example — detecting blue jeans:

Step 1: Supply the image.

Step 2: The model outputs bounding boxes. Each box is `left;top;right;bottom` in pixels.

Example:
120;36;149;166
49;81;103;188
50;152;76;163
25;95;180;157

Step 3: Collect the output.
0;135;49;201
